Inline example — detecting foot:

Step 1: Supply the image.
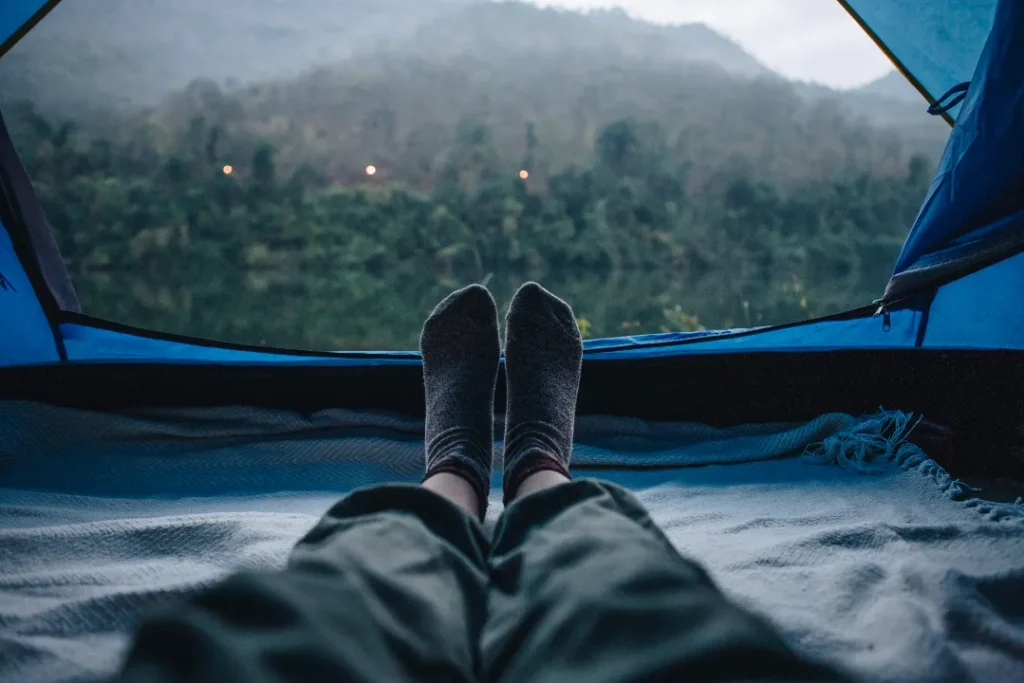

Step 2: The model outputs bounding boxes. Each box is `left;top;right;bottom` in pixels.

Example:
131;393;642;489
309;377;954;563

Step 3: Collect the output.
421;285;501;519
502;282;583;504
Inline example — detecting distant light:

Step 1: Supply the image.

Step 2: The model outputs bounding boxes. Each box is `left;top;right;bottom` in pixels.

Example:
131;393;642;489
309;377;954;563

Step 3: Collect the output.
365;165;377;176
222;165;233;175
519;169;529;180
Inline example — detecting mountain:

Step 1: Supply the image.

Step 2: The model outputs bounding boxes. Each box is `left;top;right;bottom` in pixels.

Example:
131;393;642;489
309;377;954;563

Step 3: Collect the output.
390;5;769;77
784;69;948;156
834;71;949;152
853;71;925;104
0;0;949;167
0;0;768;119
0;0;475;117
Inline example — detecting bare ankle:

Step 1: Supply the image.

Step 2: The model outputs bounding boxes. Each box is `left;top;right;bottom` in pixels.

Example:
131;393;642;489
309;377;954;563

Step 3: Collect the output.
512;469;570;501
422;472;482;518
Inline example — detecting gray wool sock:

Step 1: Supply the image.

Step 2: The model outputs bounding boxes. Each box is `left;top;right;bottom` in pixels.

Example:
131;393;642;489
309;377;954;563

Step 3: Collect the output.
502;282;583;503
420;284;500;518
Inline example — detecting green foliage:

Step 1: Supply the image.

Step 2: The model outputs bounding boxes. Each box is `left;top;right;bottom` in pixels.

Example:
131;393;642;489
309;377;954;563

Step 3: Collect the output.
12;104;932;350
1;0;942;350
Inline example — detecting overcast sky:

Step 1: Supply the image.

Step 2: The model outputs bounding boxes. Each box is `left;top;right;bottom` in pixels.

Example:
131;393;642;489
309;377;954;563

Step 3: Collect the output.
533;0;894;88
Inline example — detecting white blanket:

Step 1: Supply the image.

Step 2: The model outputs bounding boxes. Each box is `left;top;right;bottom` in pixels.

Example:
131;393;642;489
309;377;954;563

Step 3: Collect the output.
1;402;1022;683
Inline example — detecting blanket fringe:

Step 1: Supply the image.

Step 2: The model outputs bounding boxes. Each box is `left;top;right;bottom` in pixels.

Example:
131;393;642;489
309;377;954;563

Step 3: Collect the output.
803;410;1024;522
802;409;923;474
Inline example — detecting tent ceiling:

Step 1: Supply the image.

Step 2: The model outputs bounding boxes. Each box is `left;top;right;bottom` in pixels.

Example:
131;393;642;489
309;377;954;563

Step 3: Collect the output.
0;0;56;58
840;0;998;121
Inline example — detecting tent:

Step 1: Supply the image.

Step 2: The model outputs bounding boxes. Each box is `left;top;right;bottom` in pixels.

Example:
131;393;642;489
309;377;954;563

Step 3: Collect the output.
2;3;1024;683
2;0;1023;453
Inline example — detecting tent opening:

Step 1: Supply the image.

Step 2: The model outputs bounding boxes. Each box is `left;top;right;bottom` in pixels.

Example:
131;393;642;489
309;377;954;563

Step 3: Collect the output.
0;0;955;352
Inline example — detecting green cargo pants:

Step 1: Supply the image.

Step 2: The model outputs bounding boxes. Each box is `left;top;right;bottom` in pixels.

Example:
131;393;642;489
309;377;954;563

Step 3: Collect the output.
118;479;850;682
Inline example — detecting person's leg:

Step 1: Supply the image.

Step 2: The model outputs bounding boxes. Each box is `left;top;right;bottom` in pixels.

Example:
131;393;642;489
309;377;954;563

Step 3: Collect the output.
486;284;849;683
117;285;503;683
485;480;851;683
422;284;502;519
118;485;490;683
422;470;482;517
511;468;569;499
501;282;582;504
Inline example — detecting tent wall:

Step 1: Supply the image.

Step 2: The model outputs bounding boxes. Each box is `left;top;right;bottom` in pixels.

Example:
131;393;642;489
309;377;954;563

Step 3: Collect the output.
884;0;1024;302
0;108;80;313
923;249;1024;349
58;318;420;366
0;105;79;367
587;309;920;360
55;304;919;365
0;220;59;364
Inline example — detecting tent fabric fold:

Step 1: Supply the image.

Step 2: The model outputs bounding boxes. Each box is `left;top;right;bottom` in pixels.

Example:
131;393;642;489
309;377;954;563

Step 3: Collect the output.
884;0;1024;302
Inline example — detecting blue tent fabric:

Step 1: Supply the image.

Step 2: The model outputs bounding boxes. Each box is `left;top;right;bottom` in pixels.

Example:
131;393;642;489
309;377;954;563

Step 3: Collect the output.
0;0;50;54
588;309;920;359
840;0;997;121
884;0;1024;302
0;107;81;313
0;221;60;364
51;307;918;365
922;249;1024;349
58;322;421;366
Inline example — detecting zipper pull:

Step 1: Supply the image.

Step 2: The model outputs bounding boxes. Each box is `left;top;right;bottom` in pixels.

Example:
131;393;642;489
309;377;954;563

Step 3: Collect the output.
872;300;891;332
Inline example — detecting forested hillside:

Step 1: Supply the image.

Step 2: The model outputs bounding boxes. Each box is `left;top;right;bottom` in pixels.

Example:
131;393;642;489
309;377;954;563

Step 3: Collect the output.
1;1;948;349
0;0;767;117
0;0;474;117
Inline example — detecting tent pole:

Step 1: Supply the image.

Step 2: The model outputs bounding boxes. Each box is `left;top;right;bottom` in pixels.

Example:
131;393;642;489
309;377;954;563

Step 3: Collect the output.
835;0;955;127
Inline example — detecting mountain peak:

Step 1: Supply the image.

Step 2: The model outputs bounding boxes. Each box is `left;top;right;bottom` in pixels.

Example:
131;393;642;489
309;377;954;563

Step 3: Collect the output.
413;2;770;78
853;71;924;104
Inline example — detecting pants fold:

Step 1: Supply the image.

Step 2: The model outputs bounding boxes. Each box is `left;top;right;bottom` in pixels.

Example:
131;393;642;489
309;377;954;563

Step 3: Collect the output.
120;485;489;683
484;479;848;683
